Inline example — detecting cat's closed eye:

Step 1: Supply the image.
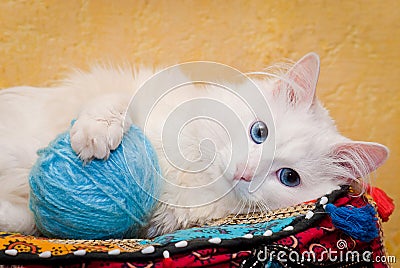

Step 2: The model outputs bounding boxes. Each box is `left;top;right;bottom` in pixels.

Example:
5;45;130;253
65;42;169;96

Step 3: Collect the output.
277;168;301;187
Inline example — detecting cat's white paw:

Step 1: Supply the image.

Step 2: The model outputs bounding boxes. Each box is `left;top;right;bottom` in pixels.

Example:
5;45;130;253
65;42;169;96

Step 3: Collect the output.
70;116;124;161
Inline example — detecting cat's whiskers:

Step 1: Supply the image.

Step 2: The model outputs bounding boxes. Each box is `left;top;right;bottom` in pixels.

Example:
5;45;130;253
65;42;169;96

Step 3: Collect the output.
255;200;264;216
246;199;260;218
229;198;243;216
247;201;254;218
252;201;259;216
257;200;271;215
232;199;242;218
246;199;252;216
239;198;250;218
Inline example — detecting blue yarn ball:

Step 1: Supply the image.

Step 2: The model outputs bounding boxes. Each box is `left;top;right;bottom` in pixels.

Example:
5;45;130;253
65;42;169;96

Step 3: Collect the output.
29;125;161;240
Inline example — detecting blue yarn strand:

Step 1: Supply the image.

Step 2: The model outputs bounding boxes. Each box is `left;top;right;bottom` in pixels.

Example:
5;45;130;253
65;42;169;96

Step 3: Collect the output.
325;203;379;242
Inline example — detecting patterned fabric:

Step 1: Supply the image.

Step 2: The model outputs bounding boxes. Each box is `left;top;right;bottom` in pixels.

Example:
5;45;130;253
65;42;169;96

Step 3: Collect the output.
0;185;391;267
20;249;252;268
242;194;389;268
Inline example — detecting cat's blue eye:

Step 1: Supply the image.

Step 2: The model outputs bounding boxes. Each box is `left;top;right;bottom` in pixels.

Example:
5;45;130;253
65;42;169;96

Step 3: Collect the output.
250;121;268;144
277;168;300;187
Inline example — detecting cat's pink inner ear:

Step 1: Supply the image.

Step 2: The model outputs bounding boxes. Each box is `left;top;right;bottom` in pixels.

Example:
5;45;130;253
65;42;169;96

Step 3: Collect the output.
278;52;320;107
332;141;389;178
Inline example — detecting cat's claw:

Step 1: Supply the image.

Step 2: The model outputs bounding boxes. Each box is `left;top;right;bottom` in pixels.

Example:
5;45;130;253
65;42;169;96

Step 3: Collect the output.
70;117;124;161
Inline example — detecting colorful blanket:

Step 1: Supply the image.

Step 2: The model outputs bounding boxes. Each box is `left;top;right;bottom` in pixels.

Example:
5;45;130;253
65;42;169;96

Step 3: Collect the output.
0;185;393;267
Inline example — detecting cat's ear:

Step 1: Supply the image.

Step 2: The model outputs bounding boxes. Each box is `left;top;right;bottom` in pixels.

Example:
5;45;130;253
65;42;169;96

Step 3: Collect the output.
276;52;320;108
331;141;389;179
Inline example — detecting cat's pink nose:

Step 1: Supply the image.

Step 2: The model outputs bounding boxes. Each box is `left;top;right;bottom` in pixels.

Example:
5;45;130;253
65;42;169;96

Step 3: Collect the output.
233;164;254;182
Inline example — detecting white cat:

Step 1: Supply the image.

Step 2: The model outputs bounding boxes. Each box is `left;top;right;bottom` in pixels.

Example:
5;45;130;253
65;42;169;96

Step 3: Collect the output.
0;53;388;237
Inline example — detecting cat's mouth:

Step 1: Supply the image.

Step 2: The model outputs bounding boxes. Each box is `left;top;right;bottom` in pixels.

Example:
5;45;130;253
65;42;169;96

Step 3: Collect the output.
238;176;252;182
232;179;261;204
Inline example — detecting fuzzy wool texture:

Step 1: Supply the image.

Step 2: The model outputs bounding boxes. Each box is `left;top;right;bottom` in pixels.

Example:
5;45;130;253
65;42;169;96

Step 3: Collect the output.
325;203;378;242
29;124;161;239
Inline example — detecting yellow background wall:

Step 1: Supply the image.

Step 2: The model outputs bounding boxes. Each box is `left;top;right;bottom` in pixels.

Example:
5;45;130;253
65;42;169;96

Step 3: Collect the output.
0;0;399;261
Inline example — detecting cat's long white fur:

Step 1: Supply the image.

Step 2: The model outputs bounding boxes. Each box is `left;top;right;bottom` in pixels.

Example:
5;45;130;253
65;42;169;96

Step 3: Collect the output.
0;53;388;237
